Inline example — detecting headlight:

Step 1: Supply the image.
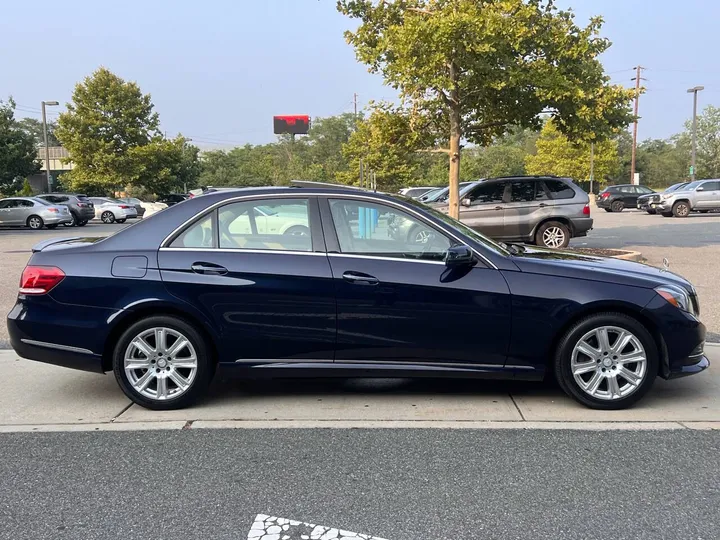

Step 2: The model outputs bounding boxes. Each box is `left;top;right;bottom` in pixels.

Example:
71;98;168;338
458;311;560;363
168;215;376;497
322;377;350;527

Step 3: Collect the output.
656;285;694;314
660;194;672;200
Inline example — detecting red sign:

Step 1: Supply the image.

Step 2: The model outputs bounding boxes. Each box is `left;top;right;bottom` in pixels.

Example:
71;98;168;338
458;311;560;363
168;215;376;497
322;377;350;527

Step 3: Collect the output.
273;115;310;135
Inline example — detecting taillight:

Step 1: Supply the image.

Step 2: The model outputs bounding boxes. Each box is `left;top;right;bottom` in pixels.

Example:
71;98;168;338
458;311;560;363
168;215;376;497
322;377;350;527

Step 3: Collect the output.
118;205;130;209
583;204;590;216
47;208;58;213
19;266;65;295
600;192;610;199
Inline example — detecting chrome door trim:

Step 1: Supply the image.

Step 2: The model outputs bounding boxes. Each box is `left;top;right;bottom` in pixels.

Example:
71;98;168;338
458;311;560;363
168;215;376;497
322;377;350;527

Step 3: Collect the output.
328;253;446;265
234;358;334;364
160;191;498;269
160;247;327;257
21;339;94;355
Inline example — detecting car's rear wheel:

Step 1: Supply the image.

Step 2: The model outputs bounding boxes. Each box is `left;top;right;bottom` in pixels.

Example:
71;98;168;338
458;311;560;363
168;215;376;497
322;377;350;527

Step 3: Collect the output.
113;316;214;410
76;220;88;226
646;209;656;215
554;313;658;409
661;212;673;217
535;221;570;249
603;208;612;212
101;211;115;224
27;215;44;230
611;200;624;212
63;213;77;227
672;201;690;218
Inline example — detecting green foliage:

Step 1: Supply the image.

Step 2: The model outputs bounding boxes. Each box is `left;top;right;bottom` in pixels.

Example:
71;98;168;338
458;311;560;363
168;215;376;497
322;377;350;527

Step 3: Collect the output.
463;129;539;180
338;0;635;213
17;117;60;147
633;139;688;188
0;98;41;194
674;105;720;179
19;179;34;196
525;120;619;183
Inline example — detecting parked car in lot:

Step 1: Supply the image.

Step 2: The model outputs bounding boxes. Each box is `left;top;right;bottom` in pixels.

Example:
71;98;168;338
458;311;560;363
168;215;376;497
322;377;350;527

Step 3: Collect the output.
398;186;437;199
637;182;689;214
419;182;475;203
652;179;720;217
596;184;655;212
158;194;188;206
8;183;707;411
36;193;95;226
117;197;147;218
139;201;168;218
0;197;72;229
89;197;138;223
431;176;592;249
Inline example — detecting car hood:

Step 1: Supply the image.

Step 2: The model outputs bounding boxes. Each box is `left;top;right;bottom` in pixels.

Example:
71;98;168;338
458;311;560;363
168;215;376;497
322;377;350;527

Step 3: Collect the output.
509;246;693;292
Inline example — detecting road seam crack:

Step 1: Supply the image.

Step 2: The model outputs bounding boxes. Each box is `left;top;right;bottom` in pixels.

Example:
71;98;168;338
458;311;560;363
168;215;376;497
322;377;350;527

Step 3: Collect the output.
509;393;526;421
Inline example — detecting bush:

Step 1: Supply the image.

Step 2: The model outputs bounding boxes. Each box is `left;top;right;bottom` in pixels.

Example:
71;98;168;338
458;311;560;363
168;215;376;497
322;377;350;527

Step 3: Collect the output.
18;179;33;196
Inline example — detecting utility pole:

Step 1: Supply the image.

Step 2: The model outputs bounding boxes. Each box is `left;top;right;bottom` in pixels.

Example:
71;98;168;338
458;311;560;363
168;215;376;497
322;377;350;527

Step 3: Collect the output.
41;101;59;192
353;93;358;121
687;86;704;180
630;66;645;185
589;142;595;195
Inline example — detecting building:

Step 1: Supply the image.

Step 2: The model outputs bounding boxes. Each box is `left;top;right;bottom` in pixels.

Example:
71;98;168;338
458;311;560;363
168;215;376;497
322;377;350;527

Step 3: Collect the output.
28;146;74;193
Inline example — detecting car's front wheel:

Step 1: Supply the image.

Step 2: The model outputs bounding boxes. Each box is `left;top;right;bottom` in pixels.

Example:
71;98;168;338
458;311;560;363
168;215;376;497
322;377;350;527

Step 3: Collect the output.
535;221;570;249
672;201;690;218
113;316;214;410
554;313;658;409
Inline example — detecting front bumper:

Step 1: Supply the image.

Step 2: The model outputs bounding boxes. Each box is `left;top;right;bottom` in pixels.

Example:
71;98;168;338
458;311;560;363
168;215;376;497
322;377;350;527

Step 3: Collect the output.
667;355;710;379
651;200;672;211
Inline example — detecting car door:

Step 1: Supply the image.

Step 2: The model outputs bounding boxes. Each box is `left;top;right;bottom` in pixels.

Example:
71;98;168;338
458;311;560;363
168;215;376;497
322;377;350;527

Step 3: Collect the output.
322;196;511;367
0;200;15;225
457;181;508;238
694;181;720;209
503;180;550;241
4;200;26;225
158;196;337;362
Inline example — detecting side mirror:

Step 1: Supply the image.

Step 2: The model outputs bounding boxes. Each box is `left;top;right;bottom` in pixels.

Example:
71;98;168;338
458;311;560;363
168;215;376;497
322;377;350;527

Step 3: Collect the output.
444;245;474;267
461;198;472;207
697;186;705;191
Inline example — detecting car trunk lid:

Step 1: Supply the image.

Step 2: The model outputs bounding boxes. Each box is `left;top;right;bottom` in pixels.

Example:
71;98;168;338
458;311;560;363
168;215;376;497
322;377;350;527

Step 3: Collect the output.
32;237;105;253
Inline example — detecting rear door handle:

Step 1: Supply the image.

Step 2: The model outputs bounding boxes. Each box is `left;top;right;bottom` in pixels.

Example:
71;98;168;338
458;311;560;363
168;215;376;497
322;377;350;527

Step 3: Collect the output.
191;262;228;276
342;271;379;285
538;203;547;208
494;206;503;211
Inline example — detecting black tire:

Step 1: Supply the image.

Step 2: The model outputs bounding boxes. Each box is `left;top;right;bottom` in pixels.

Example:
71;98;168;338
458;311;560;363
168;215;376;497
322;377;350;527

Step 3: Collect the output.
63;213;77;227
611;200;624;212
76;220;88;227
46;224;58;229
27;215;44;230
554;312;658;410
283;225;310;237
535;221;570;249
101;211;115;224
661;212;673;217
672;201;690;218
116;219;127;224
646;209;656;215
603;208;612;213
113;315;214;410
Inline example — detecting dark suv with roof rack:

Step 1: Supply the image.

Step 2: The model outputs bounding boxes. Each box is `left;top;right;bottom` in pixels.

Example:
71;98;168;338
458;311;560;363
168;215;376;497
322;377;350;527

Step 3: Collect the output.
431;176;592;249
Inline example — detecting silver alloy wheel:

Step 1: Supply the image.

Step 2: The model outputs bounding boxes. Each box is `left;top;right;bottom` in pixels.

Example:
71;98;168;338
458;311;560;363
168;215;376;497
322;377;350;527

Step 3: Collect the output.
124;327;198;401
675;203;689;217
101;211;114;223
414;229;431;244
542;226;566;248
28;217;42;229
571;325;647;401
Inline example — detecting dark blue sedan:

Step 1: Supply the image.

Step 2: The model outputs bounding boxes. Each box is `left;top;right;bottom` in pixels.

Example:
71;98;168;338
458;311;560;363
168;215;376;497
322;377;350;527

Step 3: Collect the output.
7;184;708;410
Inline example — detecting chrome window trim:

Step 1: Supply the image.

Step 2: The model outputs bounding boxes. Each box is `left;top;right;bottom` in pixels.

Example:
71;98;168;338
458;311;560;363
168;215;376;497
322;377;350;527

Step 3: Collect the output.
328;253;446;265
21;339;94;355
159;191;498;269
160;247;326;256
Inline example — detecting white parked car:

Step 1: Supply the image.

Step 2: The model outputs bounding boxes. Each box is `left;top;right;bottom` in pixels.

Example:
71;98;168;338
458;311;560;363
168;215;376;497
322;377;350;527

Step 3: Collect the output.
139;201;168;218
89;197;138;224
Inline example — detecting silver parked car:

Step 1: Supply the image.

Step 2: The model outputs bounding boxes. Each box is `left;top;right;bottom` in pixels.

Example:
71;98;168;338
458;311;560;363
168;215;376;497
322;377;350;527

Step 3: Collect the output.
0;197;72;229
398;186;437;199
430;176;592;248
117;197;147;218
89;197;139;224
652;179;720;217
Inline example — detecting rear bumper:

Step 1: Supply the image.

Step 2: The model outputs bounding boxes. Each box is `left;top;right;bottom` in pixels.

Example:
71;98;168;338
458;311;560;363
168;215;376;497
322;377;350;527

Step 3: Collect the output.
77;208;95;220
571;217;593;237
595;199;612;209
43;214;73;225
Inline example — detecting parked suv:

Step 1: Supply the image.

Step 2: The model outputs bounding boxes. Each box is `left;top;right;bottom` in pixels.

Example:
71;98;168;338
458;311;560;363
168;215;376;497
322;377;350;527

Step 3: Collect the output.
596;184;655;212
433;176;592;249
36;193;95;226
653;179;720;217
637;182;689;214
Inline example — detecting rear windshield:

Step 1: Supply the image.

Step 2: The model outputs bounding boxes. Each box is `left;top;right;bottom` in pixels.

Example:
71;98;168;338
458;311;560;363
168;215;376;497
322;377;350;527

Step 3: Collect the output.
76;195;90;201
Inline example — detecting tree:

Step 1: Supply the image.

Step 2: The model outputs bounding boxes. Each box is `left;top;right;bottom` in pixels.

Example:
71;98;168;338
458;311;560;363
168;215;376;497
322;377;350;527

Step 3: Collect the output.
337;0;634;217
19;179;34;196
56;68;161;192
0;98;41;195
17;117;60;147
463;128;539;180
305;113;355;180
525;120;619;183
674;105;720;179
129;136;201;195
634;139;687;188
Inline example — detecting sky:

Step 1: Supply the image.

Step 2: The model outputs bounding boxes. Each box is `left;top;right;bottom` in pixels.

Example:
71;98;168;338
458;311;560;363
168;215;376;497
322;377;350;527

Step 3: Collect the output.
2;0;719;148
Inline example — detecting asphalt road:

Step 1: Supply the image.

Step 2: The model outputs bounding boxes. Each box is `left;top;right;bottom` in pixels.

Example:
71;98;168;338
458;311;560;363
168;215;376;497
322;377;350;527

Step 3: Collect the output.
0;428;717;540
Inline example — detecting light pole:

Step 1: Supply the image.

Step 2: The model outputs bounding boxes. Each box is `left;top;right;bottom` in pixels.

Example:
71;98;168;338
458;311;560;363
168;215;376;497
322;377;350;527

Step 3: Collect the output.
41;101;59;191
687;86;704;181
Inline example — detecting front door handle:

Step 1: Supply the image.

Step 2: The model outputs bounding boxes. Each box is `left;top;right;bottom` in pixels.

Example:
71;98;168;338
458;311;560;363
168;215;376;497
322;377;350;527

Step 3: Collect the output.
342;271;379;285
538;203;547;208
494;206;503;211
191;262;228;276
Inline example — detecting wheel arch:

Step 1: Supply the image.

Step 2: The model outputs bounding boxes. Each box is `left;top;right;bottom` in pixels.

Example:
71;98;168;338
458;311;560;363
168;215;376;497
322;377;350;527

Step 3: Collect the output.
530;216;574;240
101;303;219;372
545;302;668;378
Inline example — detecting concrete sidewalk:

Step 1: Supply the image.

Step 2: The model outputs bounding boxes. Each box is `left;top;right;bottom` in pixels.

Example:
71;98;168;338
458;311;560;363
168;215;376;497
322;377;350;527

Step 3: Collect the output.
0;348;717;432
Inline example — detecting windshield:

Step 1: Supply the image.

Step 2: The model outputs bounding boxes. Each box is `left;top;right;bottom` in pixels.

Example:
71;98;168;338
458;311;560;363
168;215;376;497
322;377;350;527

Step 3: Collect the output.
426;182;476;203
666;183;689;193
682;181;703;191
399;196;510;256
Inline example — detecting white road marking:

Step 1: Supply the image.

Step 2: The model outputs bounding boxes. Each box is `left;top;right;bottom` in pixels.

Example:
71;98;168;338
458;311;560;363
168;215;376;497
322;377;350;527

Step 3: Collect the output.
247;514;388;540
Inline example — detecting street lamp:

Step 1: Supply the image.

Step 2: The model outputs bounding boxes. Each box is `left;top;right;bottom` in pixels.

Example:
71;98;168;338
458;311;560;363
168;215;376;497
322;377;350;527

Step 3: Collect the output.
41;101;59;191
687;86;704;181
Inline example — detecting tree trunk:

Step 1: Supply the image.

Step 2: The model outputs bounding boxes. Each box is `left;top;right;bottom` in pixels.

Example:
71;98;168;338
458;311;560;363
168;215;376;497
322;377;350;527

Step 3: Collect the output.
448;104;461;219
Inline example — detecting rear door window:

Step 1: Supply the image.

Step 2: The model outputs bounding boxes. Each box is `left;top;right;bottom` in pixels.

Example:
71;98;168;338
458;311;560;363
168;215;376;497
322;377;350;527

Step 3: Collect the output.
509;180;536;202
543;180;575;199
